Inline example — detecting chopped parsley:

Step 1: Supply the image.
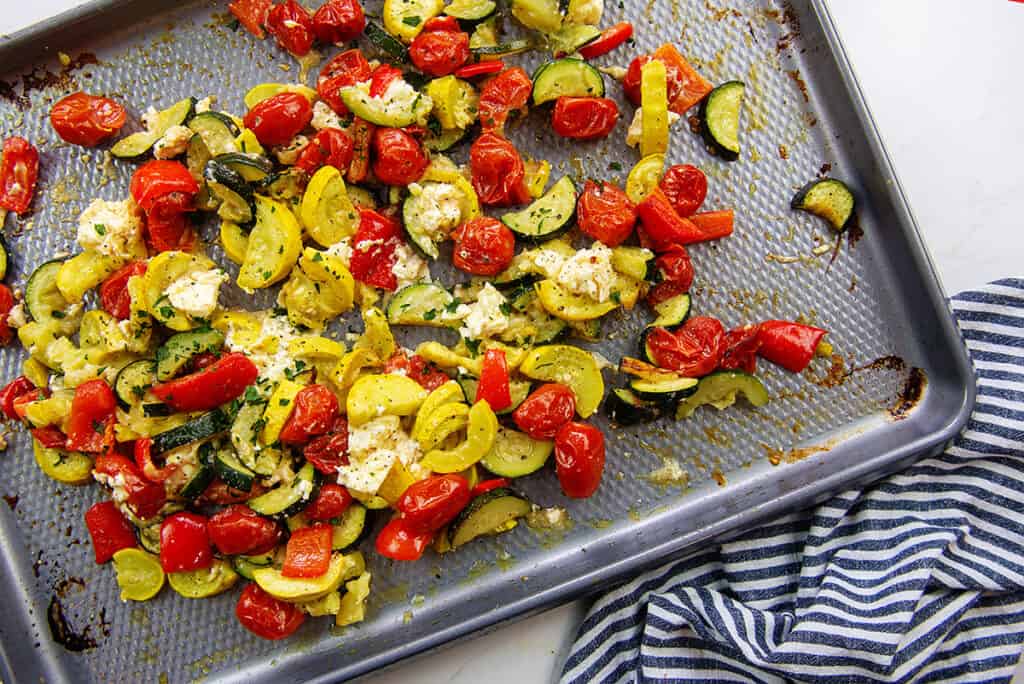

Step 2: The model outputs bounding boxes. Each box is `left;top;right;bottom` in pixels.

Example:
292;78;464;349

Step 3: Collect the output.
401;15;421;26
94;223;107;236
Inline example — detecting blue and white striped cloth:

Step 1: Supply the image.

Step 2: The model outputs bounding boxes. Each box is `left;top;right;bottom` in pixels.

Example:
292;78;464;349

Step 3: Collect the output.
562;279;1024;683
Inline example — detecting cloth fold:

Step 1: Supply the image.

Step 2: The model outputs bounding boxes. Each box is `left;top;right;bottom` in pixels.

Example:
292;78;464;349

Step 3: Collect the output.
562;279;1024;684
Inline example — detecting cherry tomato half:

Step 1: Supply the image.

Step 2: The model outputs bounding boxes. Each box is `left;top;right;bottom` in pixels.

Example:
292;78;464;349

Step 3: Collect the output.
551;97;620;141
94;453;167;519
294;127;354;175
0;137;39;215
0;376;36;420
303;416;349;475
0;284;14;345
266;0;314;56
317;49;372;115
312;0;366;44
554;422;605;499
384;352;451;391
279;384;340;445
647;244;694;306
100;261;147;320
577;181;636;247
452;217;515;276
348;208;403;290
236;583;306;640
513;383;576;440
375;516;434;561
244;92;313;147
409;28;471;77
50;92;127;147
129;160;199;214
478;67;532;133
659;164;708;217
208;505;282;556
469;132;530;207
65;379;117;453
720;323;762;374
228;0;272;38
372;128;428;186
646;316;726;377
397;475;471;532
304;483;353;521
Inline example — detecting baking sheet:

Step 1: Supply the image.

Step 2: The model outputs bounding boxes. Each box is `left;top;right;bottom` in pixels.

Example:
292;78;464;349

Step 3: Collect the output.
0;1;975;682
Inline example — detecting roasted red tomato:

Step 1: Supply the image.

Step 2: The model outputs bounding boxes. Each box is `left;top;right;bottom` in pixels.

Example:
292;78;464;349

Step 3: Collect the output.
0;284;14;345
50;92;127;147
304;483;353;521
577;181;636;247
208;505;282;556
228;0;272;38
376;517;434;561
469;132;530;206
244;92;313;147
452;217;515;276
0;137;39;215
282;525;333;578
0;376;37;420
513;383;576;440
236;583;306;640
647;244;695;306
396;474;470;532
554;422;605;498
660;164;707;217
151;353;259;412
720;323;762;374
129;160;199;214
312;0;366;44
372;128;428;186
145;210;194;254
199;479;266;505
409;26;471;77
756;320;827;373
551;97;620;141
99;261;147;320
303;416;349;475
84;501;138;564
294;127;354;175
317;49;372;115
279;384;339;445
646;316;726;377
384;352;451;391
93;453;166;519
478;67;532;133
65;379;117;453
348;208;403;290
160;512;212;573
266;0;314;56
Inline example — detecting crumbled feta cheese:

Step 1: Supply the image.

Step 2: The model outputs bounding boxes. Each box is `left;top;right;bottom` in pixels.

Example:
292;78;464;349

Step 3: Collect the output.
390;243;430;290
340;416;422;495
141;106;160;131
76;198;145;259
311;100;343;130
458;283;510;340
165;269;228;319
567;0;603;25
6;302;26;329
152;124;193;159
526;506;573;531
407;182;463;243
275;134;309;165
346;78;433;126
556;242;617;303
194;96;215;114
225;314;302;382
296;477;314;501
599;65;628;81
625;108;682;148
530;250;568;279
326;238;352;265
265;458;297;487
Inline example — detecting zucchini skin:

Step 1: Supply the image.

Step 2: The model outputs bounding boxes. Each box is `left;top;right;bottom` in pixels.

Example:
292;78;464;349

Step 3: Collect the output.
151;409;232;455
699;81;745;162
605;388;661;426
791;178;855;231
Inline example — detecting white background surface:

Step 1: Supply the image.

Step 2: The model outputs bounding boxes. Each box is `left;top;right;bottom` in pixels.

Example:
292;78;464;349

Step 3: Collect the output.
2;1;1022;682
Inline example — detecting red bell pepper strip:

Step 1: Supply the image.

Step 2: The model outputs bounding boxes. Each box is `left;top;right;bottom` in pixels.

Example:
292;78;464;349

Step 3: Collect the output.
471;478;510;497
375;517;433;561
134;438;178;482
689;210;734;242
151;352;258;413
756;320;828;373
454;60;505;79
159;512;213;573
476;349;511;411
12;388;47;421
93;453;167;520
636;188;704;250
30;426;67;449
0;376;37;420
281;525;333;578
65;379;118;453
578;22;634;60
84;501;138;564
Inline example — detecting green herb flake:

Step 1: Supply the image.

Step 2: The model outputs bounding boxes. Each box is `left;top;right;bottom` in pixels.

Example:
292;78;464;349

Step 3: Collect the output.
402;15;422;26
94;224;107;236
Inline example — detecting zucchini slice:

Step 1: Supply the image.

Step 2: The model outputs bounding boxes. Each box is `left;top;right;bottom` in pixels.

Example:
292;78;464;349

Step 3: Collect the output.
480;427;552;478
605;388;661;426
155;328;225;381
214;153;274;183
142;403;174;417
204;160;256;225
471;40;535;59
791;178;855;232
448;487;531;549
445;0;497;21
423;127;468;152
186;134;212;183
115;360;157;408
187;111;240;157
214;445;256;492
532;59;604;105
676;370;769;419
456;375;531;415
649;293;691;329
402;179;469;258
332;503;368;550
150;409;232;455
179;441;217;500
700;81;745;161
501;176;577;241
25;260;81;335
364;21;410;61
111;98;196;158
629;374;698;404
258;169;307;201
547;24;602;56
248;463;320;517
230;401;283;477
386;283;455;326
232;552;275;581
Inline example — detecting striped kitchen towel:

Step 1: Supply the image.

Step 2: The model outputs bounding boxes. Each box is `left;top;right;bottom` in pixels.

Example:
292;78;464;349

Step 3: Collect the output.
561;279;1024;684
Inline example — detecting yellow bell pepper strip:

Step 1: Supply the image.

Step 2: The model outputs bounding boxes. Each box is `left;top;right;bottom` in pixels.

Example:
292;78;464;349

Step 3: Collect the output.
421;400;498;473
640;59;669;157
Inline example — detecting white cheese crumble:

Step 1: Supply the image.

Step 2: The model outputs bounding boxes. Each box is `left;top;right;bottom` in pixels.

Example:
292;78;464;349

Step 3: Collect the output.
390;243;430;290
326;238;352;265
311;100;343;130
340;416;422;495
152;124;193;159
406;182;463;243
556;242;617;303
457;283;510;340
76;198;145;259
6;302;26;329
625;108;682;148
275;134;310;165
344;78;433;126
165;269;228;319
225;314;302;382
195;96;215;114
567;0;603;25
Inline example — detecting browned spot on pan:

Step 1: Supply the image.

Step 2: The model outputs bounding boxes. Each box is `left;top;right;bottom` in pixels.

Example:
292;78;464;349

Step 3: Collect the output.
890;368;927;420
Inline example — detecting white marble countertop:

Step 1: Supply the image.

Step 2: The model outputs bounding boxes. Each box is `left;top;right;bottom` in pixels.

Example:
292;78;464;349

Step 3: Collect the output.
2;1;1022;682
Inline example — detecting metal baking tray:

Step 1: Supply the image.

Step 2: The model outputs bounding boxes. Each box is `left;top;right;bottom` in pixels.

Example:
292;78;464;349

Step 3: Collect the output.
0;0;975;682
